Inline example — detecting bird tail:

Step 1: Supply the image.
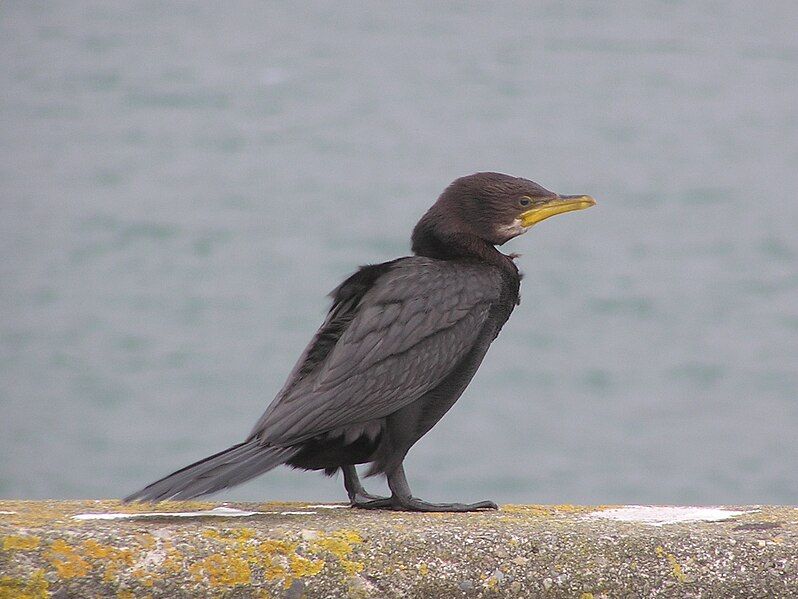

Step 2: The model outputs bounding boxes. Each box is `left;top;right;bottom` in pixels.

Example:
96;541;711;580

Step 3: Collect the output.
123;440;296;502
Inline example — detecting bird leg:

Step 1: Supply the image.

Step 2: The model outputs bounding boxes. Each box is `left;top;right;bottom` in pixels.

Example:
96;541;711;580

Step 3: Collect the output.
342;465;390;506
353;463;498;512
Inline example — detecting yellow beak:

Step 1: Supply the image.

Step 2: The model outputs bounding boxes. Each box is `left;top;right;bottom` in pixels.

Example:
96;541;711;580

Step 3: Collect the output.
519;195;596;228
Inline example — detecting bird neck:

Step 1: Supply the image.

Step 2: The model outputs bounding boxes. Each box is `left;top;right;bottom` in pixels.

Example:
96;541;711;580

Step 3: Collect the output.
411;221;518;275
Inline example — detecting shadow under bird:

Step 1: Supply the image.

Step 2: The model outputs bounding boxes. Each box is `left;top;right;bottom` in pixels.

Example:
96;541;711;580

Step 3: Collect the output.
125;172;595;511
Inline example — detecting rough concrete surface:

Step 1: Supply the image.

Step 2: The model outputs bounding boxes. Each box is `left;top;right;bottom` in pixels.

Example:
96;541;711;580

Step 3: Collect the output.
1;501;796;598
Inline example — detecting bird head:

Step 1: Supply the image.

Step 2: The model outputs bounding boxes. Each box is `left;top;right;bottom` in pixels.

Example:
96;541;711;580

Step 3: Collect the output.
441;172;596;245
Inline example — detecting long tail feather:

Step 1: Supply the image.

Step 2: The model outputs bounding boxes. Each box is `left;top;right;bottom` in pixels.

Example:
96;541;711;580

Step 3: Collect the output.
123;441;296;502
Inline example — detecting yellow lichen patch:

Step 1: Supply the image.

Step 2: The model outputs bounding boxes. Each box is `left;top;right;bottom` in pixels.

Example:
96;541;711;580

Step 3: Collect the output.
116;500;213;514
198;529;327;591
417;563;429;576
554;504;603;513
202;527;261;568
311;530;363;558
132;568;155;588
337;530;364;545
135;533;156;550
117;590;135;599
310;529;364;577
340;557;364;575
83;538;134;564
0;569;49;599
501;504;601;517
655;546;686;583
258;539;302;587
203;527;256;543
289;553;325;578
2;535;40;551
157;540;187;575
103;563;120;583
255;539;299;588
0;504;67;528
82;539;134;583
258;539;298;556
580;593;595;599
46;539;90;579
47;538;135;584
261;560;289;586
190;554;252;587
501;505;558;516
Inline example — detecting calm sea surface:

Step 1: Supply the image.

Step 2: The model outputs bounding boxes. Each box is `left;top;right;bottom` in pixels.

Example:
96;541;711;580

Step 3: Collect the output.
2;1;796;504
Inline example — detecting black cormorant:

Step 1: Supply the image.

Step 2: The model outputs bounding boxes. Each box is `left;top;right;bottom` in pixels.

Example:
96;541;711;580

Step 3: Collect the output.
125;172;595;511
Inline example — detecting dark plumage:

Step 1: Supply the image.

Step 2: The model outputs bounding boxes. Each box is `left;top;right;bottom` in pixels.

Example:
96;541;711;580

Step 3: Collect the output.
125;172;595;511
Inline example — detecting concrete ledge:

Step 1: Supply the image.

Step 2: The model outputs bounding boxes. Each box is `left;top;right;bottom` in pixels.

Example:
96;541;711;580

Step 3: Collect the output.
1;501;795;598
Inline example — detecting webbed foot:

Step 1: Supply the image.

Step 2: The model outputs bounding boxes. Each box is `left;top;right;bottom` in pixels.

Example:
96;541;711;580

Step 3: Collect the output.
379;463;499;512
351;495;497;512
390;497;497;512
350;496;394;509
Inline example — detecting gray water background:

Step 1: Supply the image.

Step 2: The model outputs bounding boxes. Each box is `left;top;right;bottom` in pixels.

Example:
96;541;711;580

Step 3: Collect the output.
2;1;797;504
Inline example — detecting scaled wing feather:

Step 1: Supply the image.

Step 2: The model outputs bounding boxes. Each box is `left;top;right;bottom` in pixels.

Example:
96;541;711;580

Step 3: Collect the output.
253;258;501;445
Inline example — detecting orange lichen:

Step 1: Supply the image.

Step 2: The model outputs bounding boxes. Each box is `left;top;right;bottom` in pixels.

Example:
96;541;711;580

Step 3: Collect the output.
258;539;298;555
261;560;289;585
74;539;133;583
341;560;365;576
256;540;294;588
45;539;90;579
157;540;187;576
203;527;256;543
0;569;49;599
131;568;155;588
135;534;156;550
195;527;329;591
309;529;364;577
289;553;325;578
190;554;252;587
82;539;133;563
311;530;362;558
2;535;40;551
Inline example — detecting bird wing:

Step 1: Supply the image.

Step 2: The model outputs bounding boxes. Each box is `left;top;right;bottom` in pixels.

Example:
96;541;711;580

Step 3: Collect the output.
251;257;502;446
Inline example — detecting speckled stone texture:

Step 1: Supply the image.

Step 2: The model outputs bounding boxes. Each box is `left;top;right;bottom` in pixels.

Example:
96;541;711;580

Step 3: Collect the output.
1;501;796;598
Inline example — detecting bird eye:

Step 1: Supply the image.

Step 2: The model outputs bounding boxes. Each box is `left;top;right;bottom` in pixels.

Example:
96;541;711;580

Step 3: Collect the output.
519;196;532;207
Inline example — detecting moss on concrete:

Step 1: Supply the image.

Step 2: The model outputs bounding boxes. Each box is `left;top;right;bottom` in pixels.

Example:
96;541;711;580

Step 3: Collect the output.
1;501;796;597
